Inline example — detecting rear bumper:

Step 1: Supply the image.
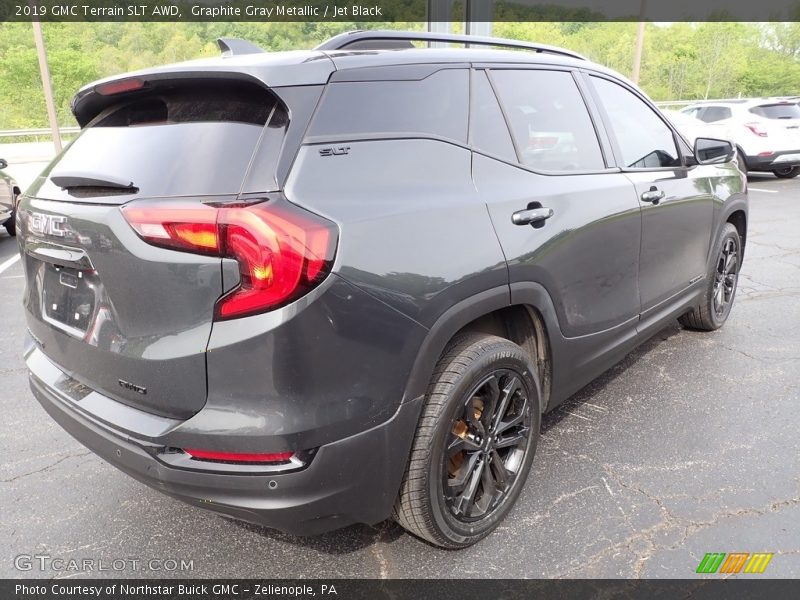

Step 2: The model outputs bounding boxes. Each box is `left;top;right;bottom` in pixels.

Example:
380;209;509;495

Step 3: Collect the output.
744;150;800;171
27;346;423;536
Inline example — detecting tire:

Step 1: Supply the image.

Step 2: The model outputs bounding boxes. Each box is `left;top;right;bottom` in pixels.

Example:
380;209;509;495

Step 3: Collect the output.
773;166;800;179
4;212;15;236
679;223;741;331
393;333;541;548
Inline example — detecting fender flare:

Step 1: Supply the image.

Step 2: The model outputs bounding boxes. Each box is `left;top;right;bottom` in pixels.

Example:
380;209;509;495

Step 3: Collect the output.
712;193;748;264
401;283;565;416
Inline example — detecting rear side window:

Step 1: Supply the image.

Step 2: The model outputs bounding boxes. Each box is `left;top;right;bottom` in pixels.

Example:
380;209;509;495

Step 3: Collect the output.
749;103;800;120
309;69;469;142
699;106;732;122
591;76;680;169
44;81;277;198
471;70;516;161
490;69;604;171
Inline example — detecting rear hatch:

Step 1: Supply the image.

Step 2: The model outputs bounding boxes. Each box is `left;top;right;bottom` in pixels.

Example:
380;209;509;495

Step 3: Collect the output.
749;102;800;148
20;79;279;419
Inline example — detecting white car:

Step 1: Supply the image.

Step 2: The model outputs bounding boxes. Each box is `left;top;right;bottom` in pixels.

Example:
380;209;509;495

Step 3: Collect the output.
681;99;800;178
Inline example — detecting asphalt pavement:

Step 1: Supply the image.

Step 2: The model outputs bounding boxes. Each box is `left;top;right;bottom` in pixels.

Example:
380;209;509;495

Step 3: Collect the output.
0;173;798;579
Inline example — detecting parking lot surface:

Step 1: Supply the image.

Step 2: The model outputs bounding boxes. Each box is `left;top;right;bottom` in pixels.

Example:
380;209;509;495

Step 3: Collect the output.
1;171;798;578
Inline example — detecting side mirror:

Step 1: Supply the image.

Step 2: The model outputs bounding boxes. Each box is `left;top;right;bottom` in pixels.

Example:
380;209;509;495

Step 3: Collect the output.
694;138;735;165
0;158;7;169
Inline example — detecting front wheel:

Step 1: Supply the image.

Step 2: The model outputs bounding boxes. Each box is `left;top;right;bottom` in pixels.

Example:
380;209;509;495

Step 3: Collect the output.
393;333;540;548
773;166;800;179
679;223;741;331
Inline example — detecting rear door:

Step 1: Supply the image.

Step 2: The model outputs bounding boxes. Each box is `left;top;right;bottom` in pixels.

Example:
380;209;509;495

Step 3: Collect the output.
474;67;643;338
586;74;715;314
20;80;279;419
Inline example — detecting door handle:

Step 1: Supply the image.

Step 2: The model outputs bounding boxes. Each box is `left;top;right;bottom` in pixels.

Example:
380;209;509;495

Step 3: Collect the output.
512;207;554;226
640;187;665;205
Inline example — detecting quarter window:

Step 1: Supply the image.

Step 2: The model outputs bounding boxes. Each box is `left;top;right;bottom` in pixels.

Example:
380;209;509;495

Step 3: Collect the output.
591;76;680;169
309;69;469;143
490;69;605;171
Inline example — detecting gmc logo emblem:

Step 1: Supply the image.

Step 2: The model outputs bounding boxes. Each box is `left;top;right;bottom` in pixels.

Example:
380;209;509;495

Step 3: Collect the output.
28;212;67;237
118;379;147;395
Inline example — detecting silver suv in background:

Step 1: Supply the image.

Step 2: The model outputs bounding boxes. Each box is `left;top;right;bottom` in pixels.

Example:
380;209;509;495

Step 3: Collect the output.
682;99;800;178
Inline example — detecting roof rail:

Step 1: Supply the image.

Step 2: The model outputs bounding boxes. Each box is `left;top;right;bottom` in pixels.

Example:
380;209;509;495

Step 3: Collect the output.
217;38;264;57
314;30;585;60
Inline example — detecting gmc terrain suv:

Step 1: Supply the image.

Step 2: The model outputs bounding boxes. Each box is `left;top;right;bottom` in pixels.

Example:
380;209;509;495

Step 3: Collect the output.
19;31;747;548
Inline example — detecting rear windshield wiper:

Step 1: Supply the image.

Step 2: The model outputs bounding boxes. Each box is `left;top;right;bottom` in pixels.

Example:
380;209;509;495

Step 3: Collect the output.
51;171;137;192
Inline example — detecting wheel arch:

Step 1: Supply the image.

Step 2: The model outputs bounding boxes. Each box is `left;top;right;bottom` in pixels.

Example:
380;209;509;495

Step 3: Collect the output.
726;208;747;259
402;284;563;416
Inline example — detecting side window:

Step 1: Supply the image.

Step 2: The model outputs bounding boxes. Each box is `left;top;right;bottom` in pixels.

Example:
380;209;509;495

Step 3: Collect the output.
471;70;516;161
591;76;680;169
308;69;468;142
682;107;701;119
490;69;605;171
702;106;732;122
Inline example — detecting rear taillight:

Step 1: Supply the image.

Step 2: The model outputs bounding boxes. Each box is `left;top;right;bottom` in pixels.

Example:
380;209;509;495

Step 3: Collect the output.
122;198;337;319
744;122;768;137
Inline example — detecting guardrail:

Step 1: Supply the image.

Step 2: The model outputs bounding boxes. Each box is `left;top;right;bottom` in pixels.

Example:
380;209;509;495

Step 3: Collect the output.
0;127;79;139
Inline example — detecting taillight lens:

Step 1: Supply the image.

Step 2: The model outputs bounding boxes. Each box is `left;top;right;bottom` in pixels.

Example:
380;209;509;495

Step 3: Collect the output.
744;122;768;137
122;203;219;254
122;198;337;319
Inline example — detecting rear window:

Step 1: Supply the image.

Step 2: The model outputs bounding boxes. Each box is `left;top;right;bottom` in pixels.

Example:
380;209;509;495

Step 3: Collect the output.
41;82;277;199
749;103;800;120
308;69;469;143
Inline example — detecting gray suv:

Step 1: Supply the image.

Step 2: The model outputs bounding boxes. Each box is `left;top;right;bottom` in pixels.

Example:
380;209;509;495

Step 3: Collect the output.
18;31;748;548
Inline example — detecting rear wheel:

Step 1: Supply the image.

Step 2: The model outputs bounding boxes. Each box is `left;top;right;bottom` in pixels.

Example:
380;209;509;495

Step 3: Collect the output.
393;333;540;548
679;223;741;331
773;166;800;179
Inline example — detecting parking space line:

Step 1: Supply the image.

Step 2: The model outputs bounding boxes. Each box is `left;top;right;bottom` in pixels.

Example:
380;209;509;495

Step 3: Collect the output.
749;188;778;193
0;253;21;274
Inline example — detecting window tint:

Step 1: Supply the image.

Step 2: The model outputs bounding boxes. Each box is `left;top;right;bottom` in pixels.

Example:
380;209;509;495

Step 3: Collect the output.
471;70;516;161
310;69;468;142
491;69;604;171
45;82;276;198
700;106;732;122
591;77;680;169
750;103;800;120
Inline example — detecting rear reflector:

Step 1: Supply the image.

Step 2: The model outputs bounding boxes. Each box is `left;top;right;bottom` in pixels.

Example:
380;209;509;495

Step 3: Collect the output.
122;197;337;319
184;448;295;464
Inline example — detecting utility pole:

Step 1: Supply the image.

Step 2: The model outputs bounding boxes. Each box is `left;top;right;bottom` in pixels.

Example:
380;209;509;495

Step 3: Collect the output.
32;21;62;153
631;0;646;84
